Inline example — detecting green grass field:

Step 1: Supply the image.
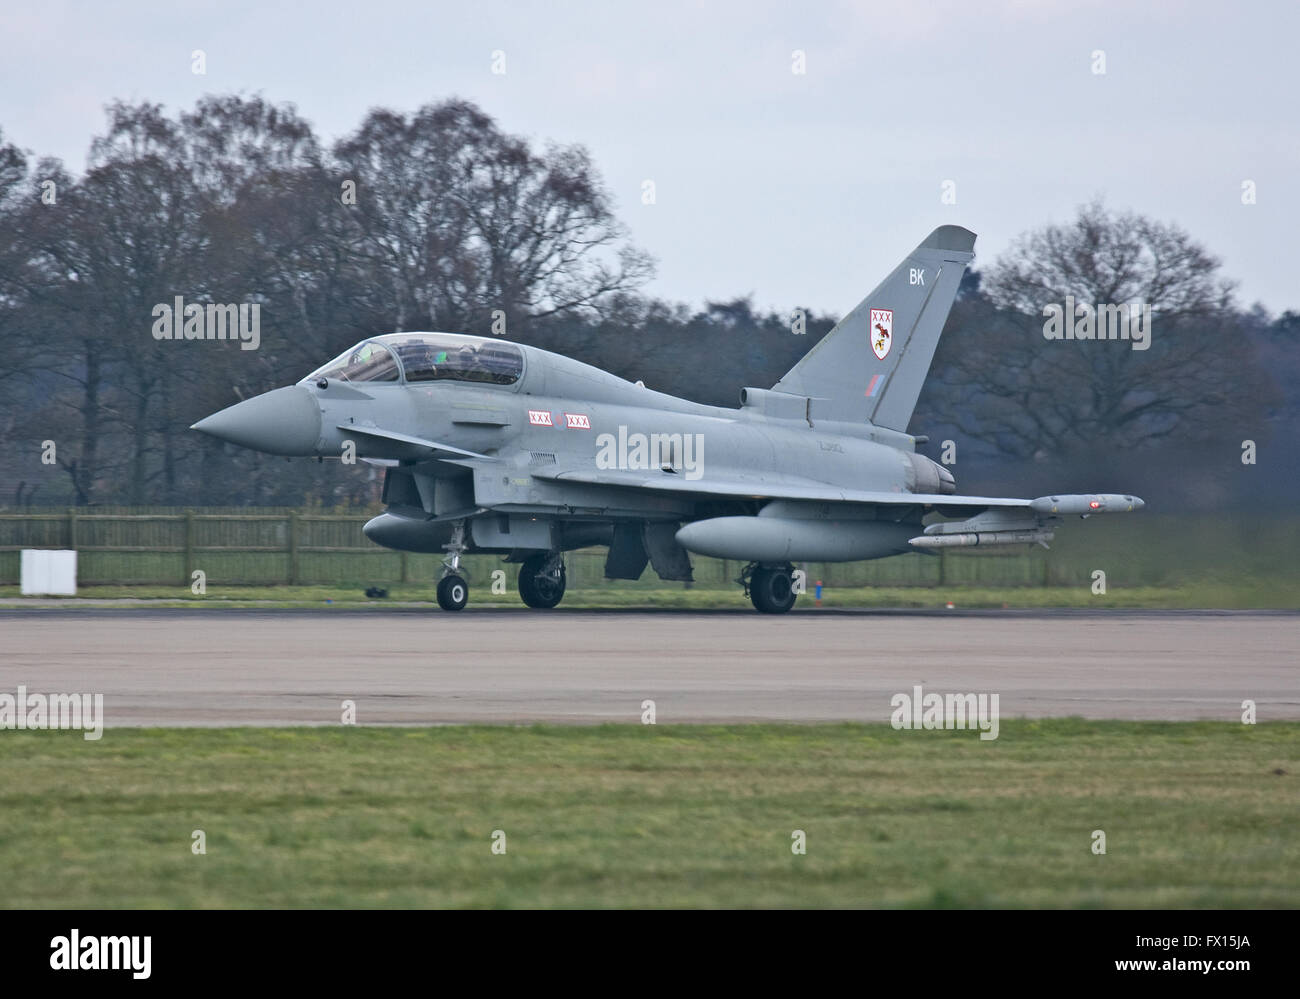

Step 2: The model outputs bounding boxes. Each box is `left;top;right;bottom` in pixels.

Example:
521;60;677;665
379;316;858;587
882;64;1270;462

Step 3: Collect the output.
1;721;1295;908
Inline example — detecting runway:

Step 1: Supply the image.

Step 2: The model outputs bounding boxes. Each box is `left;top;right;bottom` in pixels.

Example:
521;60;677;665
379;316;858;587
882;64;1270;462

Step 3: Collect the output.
1;609;1296;726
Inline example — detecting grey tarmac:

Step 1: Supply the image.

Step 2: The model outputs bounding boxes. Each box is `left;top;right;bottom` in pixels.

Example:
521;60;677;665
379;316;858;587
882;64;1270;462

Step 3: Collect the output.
0;609;1295;726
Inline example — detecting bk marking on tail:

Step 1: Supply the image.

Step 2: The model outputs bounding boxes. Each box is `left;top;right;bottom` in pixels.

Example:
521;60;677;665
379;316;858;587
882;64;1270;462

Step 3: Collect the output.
870;309;893;360
772;225;975;429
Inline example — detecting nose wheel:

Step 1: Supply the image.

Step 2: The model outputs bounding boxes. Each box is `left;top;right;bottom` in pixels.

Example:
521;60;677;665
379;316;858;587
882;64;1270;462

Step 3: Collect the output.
436;574;468;611
436;519;470;612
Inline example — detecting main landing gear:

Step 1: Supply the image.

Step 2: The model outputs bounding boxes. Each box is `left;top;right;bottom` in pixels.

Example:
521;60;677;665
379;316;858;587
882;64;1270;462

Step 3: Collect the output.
518;552;567;609
433;526;569;612
740;562;799;614
436;519;470;612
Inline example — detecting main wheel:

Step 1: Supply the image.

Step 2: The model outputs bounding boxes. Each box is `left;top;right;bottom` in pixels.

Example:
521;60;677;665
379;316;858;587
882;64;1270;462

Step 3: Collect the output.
436;574;469;611
750;566;797;614
518;555;566;609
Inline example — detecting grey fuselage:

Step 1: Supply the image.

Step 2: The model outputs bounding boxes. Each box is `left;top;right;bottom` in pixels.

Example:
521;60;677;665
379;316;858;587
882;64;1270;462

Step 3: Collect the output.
295;336;948;559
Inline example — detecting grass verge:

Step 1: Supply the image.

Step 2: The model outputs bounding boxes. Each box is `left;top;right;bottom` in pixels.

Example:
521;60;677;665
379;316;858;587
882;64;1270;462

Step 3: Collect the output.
2;579;1299;610
1;721;1295;908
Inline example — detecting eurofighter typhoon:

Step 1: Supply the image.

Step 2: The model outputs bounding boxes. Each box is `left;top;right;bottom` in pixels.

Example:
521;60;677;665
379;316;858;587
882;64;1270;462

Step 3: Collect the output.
192;226;1144;612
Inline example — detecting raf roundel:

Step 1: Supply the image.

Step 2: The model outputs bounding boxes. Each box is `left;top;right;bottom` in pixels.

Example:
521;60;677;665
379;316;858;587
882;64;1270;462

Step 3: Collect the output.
870;308;893;361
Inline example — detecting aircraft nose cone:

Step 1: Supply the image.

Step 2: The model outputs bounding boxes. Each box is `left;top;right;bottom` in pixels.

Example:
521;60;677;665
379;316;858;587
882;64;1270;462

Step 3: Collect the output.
191;386;322;455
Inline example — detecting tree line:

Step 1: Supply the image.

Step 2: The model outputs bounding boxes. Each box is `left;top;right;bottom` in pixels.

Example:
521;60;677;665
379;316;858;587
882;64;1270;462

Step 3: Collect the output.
0;95;1294;510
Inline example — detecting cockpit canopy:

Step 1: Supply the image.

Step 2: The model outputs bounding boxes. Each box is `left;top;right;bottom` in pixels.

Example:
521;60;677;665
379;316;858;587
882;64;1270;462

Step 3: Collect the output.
304;333;524;386
307;340;401;383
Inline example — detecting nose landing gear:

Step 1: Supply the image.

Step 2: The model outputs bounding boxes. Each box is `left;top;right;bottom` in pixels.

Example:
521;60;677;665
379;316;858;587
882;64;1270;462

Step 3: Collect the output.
436;574;468;611
436;519;470;612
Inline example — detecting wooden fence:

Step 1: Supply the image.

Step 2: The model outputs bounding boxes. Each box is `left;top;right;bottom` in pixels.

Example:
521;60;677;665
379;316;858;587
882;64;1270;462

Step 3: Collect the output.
0;506;1082;589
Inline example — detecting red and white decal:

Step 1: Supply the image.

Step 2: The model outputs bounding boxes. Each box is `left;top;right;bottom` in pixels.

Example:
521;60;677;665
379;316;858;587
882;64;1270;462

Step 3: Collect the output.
870;308;894;361
528;409;554;427
564;412;591;430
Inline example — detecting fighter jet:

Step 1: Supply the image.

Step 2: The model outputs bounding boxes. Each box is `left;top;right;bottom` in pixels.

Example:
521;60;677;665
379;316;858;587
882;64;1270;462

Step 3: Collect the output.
192;226;1144;613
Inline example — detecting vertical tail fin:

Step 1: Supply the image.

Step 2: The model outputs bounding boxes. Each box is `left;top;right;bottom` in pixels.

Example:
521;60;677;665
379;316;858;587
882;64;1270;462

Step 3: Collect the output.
773;226;975;431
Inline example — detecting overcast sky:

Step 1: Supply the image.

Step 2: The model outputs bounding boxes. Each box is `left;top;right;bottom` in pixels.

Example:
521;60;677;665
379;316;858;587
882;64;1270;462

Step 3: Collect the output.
2;0;1296;315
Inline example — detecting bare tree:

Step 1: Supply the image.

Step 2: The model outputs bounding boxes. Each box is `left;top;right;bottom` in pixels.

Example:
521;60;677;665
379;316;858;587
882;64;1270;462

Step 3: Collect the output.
333;100;652;337
926;201;1272;459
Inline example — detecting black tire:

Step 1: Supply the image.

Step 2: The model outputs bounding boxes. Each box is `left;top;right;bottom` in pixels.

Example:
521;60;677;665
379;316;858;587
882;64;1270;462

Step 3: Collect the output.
436;574;469;611
750;566;797;614
518;555;566;609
